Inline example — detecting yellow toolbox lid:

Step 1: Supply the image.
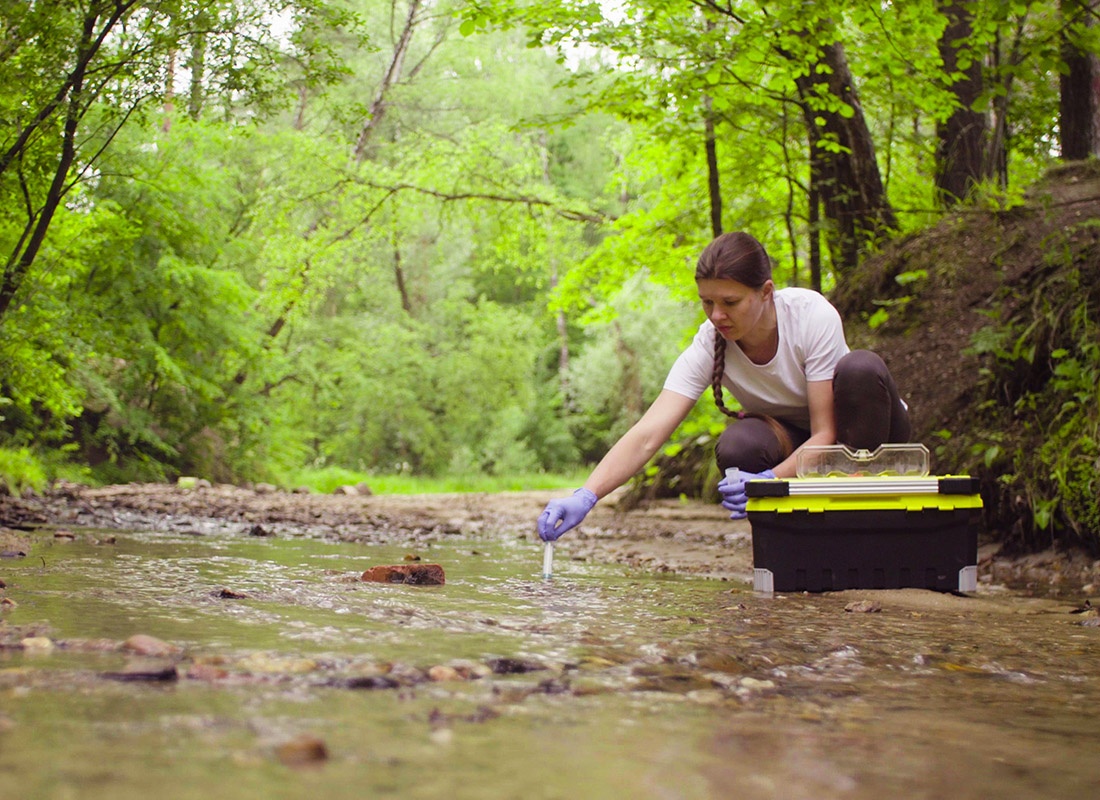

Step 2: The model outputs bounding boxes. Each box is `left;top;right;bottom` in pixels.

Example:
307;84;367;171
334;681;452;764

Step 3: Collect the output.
746;476;983;513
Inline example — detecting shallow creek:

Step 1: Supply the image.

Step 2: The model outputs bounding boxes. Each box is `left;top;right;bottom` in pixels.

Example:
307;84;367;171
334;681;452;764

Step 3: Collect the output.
1;527;1098;799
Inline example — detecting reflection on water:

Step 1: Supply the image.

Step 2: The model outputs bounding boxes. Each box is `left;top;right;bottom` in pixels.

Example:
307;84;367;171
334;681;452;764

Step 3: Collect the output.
1;528;1098;799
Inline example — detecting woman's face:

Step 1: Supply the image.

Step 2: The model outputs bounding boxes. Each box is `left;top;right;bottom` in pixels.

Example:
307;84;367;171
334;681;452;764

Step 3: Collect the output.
697;278;774;342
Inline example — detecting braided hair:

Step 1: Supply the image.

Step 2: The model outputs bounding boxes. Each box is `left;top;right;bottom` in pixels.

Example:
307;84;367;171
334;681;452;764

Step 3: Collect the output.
696;232;793;458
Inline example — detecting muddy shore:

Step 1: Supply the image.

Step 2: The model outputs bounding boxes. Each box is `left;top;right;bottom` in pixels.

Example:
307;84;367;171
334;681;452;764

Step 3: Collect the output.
2;482;1098;597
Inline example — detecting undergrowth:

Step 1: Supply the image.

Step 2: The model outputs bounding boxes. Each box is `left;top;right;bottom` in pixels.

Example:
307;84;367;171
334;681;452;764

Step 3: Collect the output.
952;221;1100;553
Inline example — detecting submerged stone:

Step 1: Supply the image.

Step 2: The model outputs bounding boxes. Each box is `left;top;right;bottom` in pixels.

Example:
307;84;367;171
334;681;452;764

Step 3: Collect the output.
360;564;445;585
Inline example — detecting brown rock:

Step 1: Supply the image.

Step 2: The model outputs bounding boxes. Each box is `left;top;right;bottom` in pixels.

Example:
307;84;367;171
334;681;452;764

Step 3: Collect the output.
123;634;181;657
275;735;328;767
186;663;230;681
360;564;445;586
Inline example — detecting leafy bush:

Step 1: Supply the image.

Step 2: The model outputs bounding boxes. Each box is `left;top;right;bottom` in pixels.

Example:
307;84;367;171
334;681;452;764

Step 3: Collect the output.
0;447;47;496
956;224;1100;553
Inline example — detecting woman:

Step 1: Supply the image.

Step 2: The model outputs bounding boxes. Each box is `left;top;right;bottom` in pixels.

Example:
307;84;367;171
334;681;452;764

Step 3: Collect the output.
537;231;911;539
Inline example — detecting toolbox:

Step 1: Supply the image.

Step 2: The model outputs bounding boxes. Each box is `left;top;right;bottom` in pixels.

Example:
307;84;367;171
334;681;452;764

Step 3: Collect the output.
746;445;982;593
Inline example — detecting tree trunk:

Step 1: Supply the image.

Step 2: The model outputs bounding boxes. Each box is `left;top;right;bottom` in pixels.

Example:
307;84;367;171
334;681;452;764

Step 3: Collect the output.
935;1;990;206
1060;0;1100;160
704;96;722;238
807;146;823;292
354;0;421;165
393;243;412;314
187;27;207;121
793;41;897;274
0;7;105;319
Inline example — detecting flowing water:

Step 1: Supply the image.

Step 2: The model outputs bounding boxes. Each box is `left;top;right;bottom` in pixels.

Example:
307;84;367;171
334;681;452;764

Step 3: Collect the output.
1;526;1098;799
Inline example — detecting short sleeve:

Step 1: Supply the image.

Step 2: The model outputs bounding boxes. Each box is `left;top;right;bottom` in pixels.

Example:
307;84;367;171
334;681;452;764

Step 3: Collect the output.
800;298;848;382
663;322;715;401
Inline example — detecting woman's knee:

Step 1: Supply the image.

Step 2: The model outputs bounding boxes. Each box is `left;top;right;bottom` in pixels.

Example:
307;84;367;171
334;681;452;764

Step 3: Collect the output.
835;350;889;386
715;417;803;473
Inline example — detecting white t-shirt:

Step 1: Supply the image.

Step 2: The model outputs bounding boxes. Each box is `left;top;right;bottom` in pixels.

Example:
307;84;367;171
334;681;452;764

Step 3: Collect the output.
663;287;849;430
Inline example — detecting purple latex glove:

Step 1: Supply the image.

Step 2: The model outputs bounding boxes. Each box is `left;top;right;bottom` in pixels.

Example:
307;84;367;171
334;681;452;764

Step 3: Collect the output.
537;488;598;541
717;469;775;520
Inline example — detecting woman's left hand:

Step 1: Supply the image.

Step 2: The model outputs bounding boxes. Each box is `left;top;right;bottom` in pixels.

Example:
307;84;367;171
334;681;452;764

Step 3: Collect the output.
717;469;775;519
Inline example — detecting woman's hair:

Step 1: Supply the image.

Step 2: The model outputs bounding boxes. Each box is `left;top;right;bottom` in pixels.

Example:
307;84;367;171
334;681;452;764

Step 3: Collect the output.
695;231;772;286
697;232;792;458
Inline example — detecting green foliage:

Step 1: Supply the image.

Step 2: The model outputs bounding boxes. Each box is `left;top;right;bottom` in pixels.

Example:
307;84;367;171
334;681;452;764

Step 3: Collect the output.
561;273;697;452
279;464;587;494
0;447;47;496
955;225;1100;551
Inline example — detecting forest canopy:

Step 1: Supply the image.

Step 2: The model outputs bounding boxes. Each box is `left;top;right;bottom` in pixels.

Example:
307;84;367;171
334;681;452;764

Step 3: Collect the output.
1;0;1097;543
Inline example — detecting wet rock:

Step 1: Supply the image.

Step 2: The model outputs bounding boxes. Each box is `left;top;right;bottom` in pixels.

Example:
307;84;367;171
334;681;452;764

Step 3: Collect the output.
342;675;402;690
534;677;571;694
360;564;445;586
631;664;715;694
275;734;328;767
738;676;776;692
845;600;882;613
215;588;249;599
185;663;230;681
453;660;492;679
486;657;547;675
20;636;55;653
237;653;318;674
102;659;179;682
692;651;749;674
124;634;181;658
428;665;462;682
688;688;729;705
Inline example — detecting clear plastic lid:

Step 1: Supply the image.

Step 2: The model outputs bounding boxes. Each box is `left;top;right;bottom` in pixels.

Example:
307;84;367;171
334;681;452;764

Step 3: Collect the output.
795;443;930;478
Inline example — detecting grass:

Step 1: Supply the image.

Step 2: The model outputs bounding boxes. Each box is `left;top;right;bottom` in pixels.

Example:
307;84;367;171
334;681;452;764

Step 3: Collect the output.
0;449;589;497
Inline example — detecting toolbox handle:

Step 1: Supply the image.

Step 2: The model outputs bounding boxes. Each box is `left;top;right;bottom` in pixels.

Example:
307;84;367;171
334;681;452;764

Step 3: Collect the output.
746;480;789;498
938;476;980;494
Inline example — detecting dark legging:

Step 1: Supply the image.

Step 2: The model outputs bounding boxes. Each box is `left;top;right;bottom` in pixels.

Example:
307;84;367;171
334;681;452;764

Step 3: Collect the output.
715;350;911;472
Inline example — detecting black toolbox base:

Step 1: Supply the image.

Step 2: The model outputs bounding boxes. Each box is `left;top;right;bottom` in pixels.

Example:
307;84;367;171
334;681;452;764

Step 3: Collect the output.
750;508;979;593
